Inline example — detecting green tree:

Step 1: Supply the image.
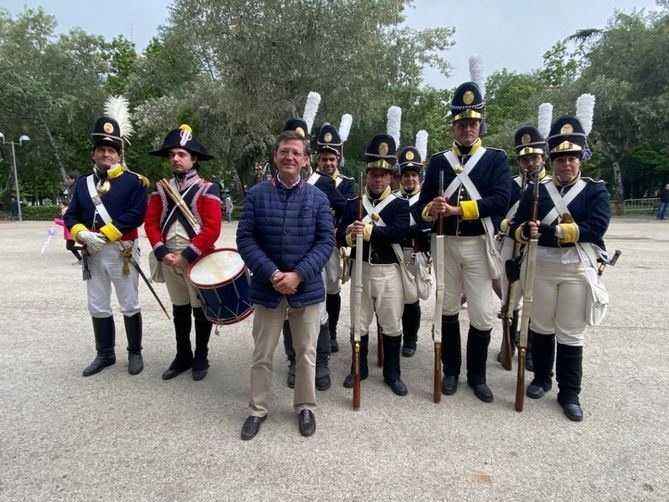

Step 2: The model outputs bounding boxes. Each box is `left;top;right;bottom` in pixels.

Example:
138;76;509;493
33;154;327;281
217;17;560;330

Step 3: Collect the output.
130;0;454;194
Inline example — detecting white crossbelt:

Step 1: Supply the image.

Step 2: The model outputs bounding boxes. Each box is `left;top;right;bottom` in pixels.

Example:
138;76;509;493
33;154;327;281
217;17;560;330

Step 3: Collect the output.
86;174;113;226
541;179;587;225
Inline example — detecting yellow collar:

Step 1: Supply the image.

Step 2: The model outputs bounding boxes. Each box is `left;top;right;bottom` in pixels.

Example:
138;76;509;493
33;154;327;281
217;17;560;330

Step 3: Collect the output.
400;184;420;196
317;168;339;180
552;171;581;188
366;185;392;202
452;138;482;157
107;163;124;180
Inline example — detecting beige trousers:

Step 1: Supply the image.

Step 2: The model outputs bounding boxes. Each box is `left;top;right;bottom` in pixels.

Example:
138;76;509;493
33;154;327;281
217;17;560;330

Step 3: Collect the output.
249;298;320;417
526;257;588;347
162;262;201;307
436;235;494;330
351;261;404;337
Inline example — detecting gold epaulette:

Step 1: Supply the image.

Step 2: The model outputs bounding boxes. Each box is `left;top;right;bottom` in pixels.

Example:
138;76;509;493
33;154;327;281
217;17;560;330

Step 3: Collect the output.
127;169;151;188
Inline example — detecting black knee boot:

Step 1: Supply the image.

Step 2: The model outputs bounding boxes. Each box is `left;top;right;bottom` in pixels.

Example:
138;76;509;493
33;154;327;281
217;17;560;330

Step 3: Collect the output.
83;316;116;376
440;314;461;394
556;344;584;422
193;307;212;380
466;325;493;402
124;312;143;375
326;293;341;352
526;331;555;399
316;323;331;390
343;334;369;388
162;304;193;380
382;334;407;396
283;320;296;388
401;301;421;357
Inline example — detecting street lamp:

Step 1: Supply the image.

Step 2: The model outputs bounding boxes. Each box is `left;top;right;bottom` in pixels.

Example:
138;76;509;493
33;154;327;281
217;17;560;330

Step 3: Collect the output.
0;131;31;222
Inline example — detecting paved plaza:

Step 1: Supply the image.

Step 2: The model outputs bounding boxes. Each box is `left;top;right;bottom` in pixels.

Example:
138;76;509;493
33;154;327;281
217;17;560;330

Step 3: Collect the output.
1;218;667;501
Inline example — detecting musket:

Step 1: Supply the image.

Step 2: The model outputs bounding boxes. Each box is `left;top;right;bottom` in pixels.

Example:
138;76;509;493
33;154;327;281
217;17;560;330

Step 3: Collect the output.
433;171;445;403
515;170;541;412
352;171;364;409
500;240;520;371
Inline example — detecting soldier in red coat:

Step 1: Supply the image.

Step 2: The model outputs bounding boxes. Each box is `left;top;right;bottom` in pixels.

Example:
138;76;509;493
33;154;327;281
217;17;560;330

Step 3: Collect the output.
145;124;222;381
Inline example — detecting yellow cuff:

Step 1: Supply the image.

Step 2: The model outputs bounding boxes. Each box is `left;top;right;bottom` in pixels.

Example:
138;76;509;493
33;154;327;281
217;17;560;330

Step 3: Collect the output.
99;222;123;242
71;224;88;242
558;223;579;243
500;218;510;233
346;234;355;247
515;225;529;244
460;200;479;220
422;203;437;222
363;223;373;241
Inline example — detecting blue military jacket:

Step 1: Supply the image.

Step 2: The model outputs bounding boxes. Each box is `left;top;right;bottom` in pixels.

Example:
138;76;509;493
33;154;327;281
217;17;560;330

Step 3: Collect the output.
64;164;147;242
336;187;409;264
417;141;511;235
510;176;611;248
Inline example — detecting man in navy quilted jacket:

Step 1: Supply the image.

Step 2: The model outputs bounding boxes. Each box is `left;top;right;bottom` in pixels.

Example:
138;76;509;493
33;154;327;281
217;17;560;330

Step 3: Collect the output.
236;130;335;440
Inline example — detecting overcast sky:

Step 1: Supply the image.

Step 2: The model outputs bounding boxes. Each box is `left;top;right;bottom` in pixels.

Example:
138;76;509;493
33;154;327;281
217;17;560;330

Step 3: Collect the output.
4;0;661;88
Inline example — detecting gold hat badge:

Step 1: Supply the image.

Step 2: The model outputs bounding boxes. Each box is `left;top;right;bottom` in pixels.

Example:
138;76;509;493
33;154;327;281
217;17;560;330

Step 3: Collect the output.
463;90;475;105
378;142;389;156
522;133;531;144
405;151;414;161
296;127;305;139
560;123;574;134
324;132;332;142
103;122;114;134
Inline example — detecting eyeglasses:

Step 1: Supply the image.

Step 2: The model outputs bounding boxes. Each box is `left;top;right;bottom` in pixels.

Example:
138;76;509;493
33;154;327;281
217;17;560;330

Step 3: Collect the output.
277;148;305;159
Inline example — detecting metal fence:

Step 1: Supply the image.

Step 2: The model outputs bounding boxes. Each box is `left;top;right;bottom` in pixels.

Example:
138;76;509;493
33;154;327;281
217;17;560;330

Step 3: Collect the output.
623;197;658;215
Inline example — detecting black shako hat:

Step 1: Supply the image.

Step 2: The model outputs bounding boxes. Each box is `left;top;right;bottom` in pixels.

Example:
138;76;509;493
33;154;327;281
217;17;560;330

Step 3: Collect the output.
547;117;587;160
398;146;423;175
451;82;485;122
283;117;310;140
364;133;397;171
149;124;214;161
91;116;123;152
315;123;342;156
514;126;546;157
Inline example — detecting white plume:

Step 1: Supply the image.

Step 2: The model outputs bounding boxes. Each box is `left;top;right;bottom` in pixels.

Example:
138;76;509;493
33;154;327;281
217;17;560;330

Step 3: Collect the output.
415;130;428;162
469;54;485;98
576;93;596;136
303;91;321;134
386;105;402;147
338;114;353;142
104;95;134;141
537;103;553;139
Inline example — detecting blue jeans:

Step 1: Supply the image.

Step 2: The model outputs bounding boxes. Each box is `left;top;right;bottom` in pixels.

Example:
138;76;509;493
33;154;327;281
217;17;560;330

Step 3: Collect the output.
658;201;668;220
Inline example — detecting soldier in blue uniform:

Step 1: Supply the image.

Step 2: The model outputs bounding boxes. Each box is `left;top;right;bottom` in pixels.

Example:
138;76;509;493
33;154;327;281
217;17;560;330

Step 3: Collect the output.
496;126;550;368
417;82;511;403
510;116;611;422
64;116;148;377
338;134;410;396
396;146;431;357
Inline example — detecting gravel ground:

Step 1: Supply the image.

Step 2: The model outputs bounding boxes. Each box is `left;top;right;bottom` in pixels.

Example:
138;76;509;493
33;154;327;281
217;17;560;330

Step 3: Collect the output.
0;218;667;501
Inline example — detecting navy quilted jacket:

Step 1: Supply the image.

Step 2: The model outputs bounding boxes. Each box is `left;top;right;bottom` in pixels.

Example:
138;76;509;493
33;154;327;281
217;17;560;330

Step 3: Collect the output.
236;176;335;308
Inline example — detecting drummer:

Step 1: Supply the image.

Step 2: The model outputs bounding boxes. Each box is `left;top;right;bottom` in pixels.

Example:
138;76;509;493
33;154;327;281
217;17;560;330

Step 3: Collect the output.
145;124;222;381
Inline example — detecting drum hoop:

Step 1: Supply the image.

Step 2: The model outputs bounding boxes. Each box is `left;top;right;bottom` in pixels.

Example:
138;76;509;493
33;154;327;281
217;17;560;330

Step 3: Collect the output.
210;306;255;326
186;247;246;288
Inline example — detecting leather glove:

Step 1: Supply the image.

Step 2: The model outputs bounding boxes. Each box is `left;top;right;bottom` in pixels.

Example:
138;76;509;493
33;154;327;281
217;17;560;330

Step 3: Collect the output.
78;230;107;252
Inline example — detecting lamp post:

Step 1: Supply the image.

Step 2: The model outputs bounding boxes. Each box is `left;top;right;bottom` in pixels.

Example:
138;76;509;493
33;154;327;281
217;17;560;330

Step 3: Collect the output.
0;131;31;222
